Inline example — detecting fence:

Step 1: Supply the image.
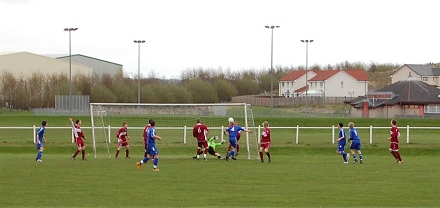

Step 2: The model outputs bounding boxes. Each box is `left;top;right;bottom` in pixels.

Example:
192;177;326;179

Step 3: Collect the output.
2;125;438;144
231;95;348;107
33;95;90;116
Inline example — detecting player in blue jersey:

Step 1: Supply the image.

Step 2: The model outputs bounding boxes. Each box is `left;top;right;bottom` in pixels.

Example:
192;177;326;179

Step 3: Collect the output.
35;121;47;162
137;120;162;171
348;122;363;164
336;122;349;164
223;117;252;161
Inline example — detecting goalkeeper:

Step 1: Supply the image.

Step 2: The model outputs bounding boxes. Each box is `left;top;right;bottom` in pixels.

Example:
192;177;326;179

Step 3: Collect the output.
207;136;226;160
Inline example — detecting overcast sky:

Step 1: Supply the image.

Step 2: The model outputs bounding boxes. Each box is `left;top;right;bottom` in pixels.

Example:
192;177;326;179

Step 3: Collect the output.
1;0;439;79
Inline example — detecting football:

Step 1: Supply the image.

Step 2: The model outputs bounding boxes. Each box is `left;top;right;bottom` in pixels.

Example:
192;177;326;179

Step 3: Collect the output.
228;117;234;123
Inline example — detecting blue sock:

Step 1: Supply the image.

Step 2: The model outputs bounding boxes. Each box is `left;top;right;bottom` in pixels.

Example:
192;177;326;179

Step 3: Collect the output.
359;154;363;161
341;152;347;162
142;157;150;163
36;150;43;160
353;154;357;161
153;158;158;166
228;150;235;157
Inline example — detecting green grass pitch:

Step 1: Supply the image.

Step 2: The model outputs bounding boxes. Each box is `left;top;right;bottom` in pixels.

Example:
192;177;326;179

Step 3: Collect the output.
0;113;439;207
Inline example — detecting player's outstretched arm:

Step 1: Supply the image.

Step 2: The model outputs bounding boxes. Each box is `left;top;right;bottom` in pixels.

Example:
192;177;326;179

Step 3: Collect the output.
153;135;161;141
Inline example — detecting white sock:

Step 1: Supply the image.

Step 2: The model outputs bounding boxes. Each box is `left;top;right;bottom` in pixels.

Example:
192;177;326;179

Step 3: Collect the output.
204;154;207;158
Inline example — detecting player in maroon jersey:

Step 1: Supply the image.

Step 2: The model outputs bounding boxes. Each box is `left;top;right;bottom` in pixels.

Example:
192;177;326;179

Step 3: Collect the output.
259;121;271;163
227;120;241;156
69;117;87;161
388;119;403;164
143;119;153;158
192;118;209;161
115;121;130;158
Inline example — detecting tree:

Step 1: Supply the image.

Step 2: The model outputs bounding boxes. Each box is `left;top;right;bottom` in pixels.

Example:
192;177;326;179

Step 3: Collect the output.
113;82;136;103
28;73;45;108
234;77;260;95
90;84;117;103
185;79;218;103
213;79;238;102
0;72;17;109
167;83;193;103
74;74;92;95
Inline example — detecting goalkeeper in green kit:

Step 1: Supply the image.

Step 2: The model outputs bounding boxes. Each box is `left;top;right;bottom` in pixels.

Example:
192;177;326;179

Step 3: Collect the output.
207;136;226;160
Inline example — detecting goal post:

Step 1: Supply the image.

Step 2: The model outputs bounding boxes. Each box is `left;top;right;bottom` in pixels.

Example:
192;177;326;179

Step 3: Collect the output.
90;103;258;160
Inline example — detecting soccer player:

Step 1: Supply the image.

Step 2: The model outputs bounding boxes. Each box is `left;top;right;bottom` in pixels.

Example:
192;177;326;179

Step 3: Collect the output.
69;117;87;161
207;136;226;159
115;121;130;158
137;120;161;171
143;119;153;158
193;118;209;161
388;119;403;164
348;122;363;164
259;121;272;163
35;120;47;162
336;122;350;164
223;117;252;161
227;120;241;156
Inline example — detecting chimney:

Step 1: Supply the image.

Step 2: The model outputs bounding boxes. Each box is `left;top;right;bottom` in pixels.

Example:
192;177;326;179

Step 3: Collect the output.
363;100;369;118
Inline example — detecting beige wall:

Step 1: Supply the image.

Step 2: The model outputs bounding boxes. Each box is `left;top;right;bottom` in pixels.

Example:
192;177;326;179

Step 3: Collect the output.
391;66;417;83
351;105;421;118
0;52;92;78
310;71;368;98
391;65;439;86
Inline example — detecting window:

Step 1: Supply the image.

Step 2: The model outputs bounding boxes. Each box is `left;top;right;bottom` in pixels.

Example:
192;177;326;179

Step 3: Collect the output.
425;105;440;113
287;82;289;87
291;82;294;86
320;82;323;87
341;81;344;88
422;77;428;82
282;82;284;87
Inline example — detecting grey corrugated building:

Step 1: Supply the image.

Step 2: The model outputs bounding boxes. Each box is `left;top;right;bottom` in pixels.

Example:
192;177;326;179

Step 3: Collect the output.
55;54;122;76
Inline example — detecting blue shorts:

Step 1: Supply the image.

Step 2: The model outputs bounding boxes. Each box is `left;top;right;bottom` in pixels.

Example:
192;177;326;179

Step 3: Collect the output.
147;146;159;156
336;144;346;152
229;137;237;148
36;144;43;149
350;141;362;150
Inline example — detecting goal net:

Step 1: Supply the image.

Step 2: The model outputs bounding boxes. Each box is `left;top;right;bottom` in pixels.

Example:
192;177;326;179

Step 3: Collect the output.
90;103;258;160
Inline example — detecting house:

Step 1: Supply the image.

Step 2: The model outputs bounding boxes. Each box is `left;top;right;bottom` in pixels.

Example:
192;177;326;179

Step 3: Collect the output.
390;64;440;86
278;69;369;98
346;75;440;118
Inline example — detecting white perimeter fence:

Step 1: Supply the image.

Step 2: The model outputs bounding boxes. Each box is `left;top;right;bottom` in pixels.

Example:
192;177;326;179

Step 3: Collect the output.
1;125;438;144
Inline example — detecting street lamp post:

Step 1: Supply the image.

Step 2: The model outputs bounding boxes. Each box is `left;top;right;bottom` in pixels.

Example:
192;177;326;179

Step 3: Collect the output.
265;25;280;117
134;40;145;104
64;27;78;113
300;39;313;115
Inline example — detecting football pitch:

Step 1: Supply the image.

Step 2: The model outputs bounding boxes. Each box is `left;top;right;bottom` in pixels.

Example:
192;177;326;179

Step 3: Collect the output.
0;114;440;207
1;150;439;207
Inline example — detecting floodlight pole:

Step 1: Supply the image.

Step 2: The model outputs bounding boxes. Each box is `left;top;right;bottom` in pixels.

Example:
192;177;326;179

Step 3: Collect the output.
64;27;78;113
265;25;280;117
134;40;145;104
301;40;313;116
